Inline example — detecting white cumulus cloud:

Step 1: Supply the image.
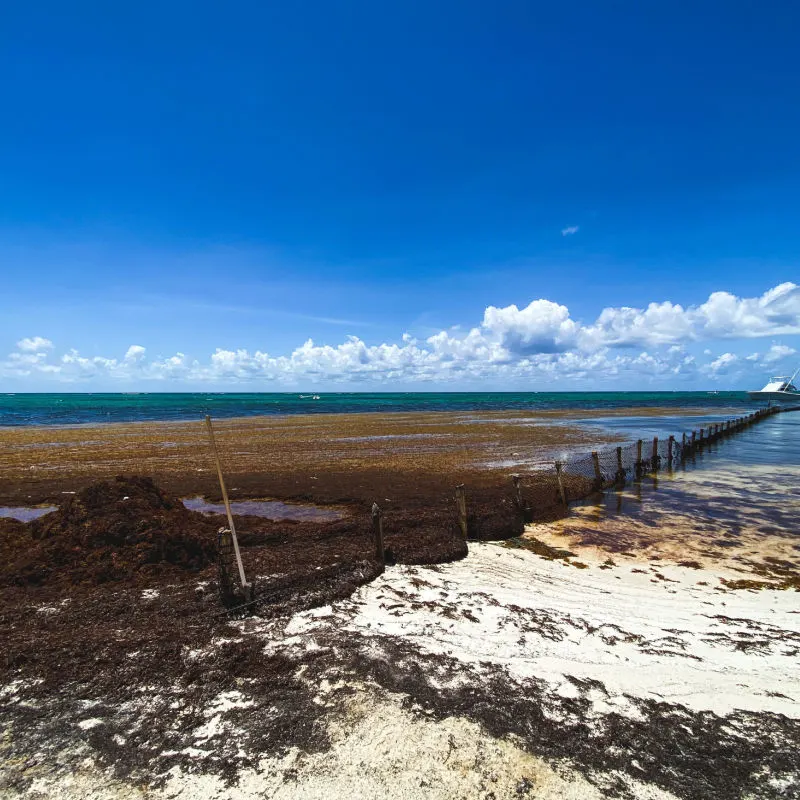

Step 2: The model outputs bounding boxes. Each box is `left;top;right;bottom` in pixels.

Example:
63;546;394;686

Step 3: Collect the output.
705;352;739;376
124;345;147;362
16;336;53;352
2;282;798;387
762;343;796;364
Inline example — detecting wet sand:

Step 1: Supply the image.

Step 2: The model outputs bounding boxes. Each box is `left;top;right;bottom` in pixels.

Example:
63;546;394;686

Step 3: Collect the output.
522;413;800;587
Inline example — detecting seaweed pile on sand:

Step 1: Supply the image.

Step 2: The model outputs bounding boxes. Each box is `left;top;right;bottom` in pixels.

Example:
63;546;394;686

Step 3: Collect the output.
1;476;220;588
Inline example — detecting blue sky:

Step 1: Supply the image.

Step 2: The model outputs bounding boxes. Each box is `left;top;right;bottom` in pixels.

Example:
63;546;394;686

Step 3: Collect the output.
1;1;799;390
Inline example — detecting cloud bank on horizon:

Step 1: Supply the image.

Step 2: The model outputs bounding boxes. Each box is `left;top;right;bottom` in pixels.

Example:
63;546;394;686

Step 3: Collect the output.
3;282;799;389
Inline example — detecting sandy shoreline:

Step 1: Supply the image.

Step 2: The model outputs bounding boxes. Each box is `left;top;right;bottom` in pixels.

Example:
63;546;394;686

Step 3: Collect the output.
3;540;798;799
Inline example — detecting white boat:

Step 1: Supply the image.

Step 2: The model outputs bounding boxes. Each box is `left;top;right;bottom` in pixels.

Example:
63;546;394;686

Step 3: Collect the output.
747;365;800;404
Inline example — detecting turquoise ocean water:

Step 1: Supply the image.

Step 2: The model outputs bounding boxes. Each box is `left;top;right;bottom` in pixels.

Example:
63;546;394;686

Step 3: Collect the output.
0;391;763;427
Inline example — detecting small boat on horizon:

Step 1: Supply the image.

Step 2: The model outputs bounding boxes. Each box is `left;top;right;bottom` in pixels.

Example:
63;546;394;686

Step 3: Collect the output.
747;365;800;404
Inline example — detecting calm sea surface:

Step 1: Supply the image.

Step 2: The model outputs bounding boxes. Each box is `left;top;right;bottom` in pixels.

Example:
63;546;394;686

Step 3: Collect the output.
0;391;764;427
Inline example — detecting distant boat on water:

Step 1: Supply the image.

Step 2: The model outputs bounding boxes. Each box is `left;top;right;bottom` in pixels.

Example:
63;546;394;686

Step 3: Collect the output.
747;366;800;404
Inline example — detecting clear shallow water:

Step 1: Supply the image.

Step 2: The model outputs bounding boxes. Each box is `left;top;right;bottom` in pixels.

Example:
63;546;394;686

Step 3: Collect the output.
0;391;762;427
562;411;800;560
583;410;800;470
0;506;58;522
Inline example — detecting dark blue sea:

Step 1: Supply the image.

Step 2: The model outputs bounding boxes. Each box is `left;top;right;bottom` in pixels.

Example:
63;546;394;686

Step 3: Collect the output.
0;391;763;427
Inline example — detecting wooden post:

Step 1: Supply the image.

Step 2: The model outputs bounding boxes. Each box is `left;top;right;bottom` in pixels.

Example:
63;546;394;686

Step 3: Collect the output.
682;432;687;453
667;435;674;465
455;484;468;539
615;446;624;483
204;416;249;596
554;461;567;506
511;473;523;508
691;431;697;449
651;436;659;470
699;428;704;444
635;439;643;477
371;503;385;565
591;451;603;487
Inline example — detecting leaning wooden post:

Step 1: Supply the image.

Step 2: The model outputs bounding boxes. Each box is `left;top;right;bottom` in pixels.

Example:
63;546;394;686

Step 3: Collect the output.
651;436;659;471
455;484;468;539
204;415;250;598
371;503;385;565
591;451;603;489
554;461;567;506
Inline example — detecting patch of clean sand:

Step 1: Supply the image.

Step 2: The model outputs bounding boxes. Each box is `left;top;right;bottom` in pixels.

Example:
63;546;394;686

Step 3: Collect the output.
282;543;800;718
